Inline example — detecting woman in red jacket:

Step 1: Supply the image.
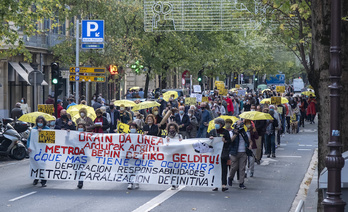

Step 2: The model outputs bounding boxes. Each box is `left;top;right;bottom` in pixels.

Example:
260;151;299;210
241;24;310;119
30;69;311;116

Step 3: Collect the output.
306;96;317;124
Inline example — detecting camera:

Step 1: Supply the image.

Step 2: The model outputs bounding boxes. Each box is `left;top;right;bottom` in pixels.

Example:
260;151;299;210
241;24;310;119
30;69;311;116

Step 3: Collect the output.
232;122;245;133
232;122;249;142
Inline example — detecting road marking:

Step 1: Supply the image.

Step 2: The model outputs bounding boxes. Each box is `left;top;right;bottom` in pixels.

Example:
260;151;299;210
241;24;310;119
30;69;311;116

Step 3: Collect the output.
260;158;277;166
299;145;313;147
9;191;37;202
298;149;312;151
276;156;302;158
132;186;185;212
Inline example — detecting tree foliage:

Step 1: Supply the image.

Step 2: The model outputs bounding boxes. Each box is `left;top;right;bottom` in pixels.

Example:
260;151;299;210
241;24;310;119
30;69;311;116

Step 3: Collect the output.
0;0;64;60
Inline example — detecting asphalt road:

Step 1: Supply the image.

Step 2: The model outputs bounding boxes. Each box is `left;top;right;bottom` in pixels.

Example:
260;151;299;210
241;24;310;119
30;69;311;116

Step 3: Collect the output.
0;122;318;212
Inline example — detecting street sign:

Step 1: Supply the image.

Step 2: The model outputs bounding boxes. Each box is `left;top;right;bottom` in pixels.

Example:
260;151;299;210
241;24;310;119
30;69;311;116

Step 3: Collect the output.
69;75;106;82
28;70;44;85
81;43;104;49
60;70;69;79
69;67;106;74
82;20;104;42
38;104;54;115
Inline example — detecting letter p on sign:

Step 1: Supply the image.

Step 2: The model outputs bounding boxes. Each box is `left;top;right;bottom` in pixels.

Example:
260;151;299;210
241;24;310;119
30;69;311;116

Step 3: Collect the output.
82;20;104;42
87;22;98;37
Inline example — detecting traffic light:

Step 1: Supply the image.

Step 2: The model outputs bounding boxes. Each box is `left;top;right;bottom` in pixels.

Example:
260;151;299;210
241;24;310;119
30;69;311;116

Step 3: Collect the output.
51;62;63;97
198;70;203;82
51;62;60;84
109;65;118;75
131;61;144;74
55;76;64;97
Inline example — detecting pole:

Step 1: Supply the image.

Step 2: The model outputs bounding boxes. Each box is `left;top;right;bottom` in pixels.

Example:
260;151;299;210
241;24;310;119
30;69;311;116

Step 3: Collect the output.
75;19;80;102
33;72;37;112
322;0;346;211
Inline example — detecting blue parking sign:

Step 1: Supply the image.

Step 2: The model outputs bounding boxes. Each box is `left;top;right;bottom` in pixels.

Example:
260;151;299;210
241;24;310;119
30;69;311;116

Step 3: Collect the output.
82;20;104;42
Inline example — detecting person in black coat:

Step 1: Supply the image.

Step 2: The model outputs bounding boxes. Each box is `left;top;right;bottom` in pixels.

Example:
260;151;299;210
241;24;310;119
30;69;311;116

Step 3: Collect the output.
174;106;190;139
143;114;159;136
55;114;76;131
107;103;120;133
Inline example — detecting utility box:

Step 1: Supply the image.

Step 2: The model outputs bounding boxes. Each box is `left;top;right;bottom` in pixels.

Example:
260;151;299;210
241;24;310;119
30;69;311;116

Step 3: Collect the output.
319;151;348;201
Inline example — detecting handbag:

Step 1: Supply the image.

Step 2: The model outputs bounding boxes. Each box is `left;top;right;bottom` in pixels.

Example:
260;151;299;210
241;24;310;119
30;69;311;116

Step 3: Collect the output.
221;149;230;161
246;148;253;157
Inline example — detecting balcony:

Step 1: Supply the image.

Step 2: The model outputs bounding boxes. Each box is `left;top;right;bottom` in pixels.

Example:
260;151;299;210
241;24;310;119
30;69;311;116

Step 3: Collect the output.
23;33;69;49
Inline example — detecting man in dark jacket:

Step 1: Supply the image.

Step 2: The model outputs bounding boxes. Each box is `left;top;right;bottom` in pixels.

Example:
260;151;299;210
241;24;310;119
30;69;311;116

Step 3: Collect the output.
11;103;23;120
255;105;268;163
107;103;120;133
228;120;252;189
92;97;103;110
174;106;190;139
157;94;167;115
54;114;76;130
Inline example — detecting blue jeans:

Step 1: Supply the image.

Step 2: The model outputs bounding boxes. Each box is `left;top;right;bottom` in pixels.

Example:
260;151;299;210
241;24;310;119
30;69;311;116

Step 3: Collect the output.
197;126;208;138
264;133;276;155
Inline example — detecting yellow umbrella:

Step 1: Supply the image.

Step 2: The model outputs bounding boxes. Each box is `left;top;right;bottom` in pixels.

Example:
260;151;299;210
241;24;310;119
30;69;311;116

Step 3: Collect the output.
67;104;96;121
132;101;161;111
301;91;315;97
163;91;178;102
229;88;238;93
261;97;289;104
207;115;240;133
262;89;271;93
18;112;56;123
129;86;140;91
239;111;274;120
114;100;136;107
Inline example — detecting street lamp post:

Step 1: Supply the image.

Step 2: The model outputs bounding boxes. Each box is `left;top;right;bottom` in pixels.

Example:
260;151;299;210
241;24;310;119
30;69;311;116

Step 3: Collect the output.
322;0;346;211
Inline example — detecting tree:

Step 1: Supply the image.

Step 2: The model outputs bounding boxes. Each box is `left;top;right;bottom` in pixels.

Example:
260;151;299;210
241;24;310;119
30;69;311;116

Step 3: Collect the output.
0;0;64;60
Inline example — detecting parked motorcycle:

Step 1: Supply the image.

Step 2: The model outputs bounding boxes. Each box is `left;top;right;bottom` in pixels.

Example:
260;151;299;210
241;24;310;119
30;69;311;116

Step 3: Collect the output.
0;120;27;160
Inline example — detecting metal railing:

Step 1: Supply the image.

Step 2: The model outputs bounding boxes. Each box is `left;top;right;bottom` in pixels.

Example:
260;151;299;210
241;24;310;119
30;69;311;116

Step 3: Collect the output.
23;33;69;49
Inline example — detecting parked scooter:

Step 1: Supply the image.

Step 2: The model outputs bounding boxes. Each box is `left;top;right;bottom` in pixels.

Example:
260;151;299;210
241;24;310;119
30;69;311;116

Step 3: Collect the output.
0;121;27;160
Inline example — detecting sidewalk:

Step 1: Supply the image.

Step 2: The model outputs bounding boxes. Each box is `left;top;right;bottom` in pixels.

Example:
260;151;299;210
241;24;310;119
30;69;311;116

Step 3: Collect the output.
304;165;318;211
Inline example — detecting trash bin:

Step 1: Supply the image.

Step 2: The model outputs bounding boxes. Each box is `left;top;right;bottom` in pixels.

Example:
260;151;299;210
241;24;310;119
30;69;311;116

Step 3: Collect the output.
319;151;348;201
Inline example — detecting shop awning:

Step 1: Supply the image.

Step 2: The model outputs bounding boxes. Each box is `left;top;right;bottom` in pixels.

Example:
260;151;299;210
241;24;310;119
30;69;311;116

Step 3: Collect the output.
8;62;31;84
20;62;48;86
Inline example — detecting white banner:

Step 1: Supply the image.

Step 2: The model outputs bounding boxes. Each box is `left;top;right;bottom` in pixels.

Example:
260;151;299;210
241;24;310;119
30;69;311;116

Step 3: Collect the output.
29;130;223;187
190;93;202;103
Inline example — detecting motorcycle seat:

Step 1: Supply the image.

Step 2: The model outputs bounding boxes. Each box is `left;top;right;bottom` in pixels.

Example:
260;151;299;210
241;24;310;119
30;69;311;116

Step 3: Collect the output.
2;118;14;125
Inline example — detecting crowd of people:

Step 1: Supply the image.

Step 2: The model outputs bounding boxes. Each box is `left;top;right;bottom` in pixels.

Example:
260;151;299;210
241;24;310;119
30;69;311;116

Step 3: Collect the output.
17;86;317;191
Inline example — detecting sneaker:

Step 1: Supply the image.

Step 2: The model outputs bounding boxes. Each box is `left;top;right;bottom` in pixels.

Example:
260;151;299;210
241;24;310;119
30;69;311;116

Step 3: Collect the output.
134;183;139;189
267;154;270;158
272;154;276;158
171;185;178;190
256;160;261;165
33;179;39;185
228;177;233;186
77;181;83;189
250;172;254;177
212;187;218;191
41;180;47;187
127;183;133;190
239;183;246;189
222;187;228;192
